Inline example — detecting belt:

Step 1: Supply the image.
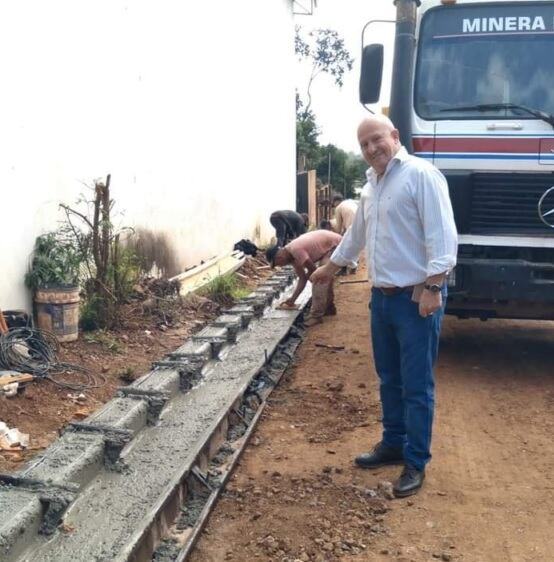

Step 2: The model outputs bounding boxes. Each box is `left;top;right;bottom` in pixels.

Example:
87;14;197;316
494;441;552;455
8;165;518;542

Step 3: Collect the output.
374;285;414;296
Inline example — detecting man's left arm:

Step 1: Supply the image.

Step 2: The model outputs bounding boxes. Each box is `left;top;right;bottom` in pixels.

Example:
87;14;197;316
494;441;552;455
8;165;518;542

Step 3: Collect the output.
417;167;458;317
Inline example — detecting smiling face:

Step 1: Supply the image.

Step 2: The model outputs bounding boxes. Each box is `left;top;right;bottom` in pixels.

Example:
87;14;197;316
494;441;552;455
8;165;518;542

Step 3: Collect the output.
357;117;401;175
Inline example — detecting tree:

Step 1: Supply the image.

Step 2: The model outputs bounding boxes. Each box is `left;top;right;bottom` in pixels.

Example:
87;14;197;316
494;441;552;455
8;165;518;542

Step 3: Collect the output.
296;94;320;171
295;27;354;172
295;26;354;118
316;144;367;199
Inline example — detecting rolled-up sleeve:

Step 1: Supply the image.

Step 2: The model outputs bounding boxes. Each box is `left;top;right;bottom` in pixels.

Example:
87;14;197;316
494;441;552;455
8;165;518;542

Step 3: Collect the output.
417;167;458;277
331;191;368;267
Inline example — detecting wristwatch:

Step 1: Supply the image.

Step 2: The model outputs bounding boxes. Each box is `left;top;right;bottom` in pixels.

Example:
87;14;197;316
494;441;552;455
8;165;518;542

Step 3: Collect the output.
424;283;442;293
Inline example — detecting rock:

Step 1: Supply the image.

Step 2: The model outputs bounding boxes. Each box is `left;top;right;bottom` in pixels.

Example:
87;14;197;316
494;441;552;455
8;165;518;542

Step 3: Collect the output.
358;382;366;388
441;554;452;561
101;365;110;373
327;382;344;392
377;480;395;500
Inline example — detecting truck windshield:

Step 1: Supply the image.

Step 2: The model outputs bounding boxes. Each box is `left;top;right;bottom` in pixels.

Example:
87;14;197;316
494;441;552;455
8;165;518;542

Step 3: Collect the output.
415;3;554;121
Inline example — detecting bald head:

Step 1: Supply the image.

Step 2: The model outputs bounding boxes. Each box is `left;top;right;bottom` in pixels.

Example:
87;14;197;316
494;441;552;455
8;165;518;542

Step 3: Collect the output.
357;114;396;137
357;114;401;174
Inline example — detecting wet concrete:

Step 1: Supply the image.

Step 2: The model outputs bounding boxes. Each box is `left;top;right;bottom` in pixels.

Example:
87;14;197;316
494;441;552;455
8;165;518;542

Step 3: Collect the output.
16;285;310;562
152;540;182;562
148;325;306;562
18;431;105;487
0;488;42;560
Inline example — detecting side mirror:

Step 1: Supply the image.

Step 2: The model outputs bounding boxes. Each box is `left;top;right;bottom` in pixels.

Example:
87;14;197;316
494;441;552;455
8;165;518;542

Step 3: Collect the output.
359;44;384;105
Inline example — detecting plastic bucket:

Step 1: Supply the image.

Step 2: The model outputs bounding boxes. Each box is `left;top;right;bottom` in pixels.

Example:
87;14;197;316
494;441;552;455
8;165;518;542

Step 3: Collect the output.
34;287;80;342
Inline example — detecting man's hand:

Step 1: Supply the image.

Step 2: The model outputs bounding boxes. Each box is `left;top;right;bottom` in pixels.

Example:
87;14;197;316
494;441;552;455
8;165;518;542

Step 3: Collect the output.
277;300;299;310
419;290;442;318
310;261;341;284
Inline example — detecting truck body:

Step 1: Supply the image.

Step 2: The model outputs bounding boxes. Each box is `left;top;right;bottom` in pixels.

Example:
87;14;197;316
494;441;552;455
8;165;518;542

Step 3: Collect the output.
362;0;554;320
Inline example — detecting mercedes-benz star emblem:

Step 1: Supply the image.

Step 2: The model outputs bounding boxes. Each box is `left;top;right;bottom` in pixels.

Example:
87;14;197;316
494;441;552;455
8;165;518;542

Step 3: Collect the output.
538;186;554;229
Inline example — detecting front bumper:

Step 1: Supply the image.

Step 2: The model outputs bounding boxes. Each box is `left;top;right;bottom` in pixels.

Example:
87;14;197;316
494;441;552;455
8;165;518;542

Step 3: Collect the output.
446;258;554;320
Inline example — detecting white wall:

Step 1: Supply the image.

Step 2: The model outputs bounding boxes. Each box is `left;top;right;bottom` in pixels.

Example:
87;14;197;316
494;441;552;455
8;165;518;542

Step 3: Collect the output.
0;0;296;310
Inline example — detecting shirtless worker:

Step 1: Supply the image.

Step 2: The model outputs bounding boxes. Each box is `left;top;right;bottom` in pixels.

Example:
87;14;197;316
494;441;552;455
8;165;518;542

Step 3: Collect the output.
266;230;350;326
332;194;359;274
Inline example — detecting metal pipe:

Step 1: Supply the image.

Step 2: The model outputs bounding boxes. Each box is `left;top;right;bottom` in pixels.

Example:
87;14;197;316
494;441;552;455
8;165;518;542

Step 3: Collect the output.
389;0;420;153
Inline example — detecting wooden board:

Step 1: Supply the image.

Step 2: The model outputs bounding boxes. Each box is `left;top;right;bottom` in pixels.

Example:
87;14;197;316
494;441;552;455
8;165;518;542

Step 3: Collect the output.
170;251;246;297
0;373;34;387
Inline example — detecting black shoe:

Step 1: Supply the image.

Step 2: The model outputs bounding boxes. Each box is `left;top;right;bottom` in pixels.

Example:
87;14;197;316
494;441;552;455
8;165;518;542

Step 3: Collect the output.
354;442;404;469
393;464;425;497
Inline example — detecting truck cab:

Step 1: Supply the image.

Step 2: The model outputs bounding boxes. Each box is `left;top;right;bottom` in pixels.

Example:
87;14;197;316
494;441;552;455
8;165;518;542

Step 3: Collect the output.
362;0;554;320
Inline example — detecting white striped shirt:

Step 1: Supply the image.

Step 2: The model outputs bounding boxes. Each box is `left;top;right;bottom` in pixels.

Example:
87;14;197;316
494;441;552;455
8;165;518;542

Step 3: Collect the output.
331;147;458;288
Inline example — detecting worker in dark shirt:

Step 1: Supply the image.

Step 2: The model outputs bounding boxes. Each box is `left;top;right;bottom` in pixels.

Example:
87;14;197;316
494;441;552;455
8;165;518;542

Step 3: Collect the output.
270;210;309;246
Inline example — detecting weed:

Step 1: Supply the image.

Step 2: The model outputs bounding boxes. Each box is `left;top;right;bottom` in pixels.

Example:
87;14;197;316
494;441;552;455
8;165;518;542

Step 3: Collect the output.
199;273;250;305
117;366;137;383
80;295;102;331
83;330;122;353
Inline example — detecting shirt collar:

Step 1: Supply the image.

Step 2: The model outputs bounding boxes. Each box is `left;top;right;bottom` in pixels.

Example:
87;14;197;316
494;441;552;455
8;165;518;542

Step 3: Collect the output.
365;146;408;185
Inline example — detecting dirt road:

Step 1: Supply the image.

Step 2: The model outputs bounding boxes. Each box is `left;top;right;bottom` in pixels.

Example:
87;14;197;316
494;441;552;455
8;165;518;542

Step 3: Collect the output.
190;267;554;562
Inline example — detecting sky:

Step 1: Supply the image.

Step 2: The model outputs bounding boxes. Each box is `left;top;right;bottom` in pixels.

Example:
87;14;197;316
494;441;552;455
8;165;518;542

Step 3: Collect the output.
294;0;396;153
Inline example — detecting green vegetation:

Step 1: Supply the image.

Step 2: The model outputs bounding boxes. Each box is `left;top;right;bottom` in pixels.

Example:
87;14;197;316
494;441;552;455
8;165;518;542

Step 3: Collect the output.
25;231;84;290
60;175;145;330
295;26;366;197
83;329;122;353
199;274;250;305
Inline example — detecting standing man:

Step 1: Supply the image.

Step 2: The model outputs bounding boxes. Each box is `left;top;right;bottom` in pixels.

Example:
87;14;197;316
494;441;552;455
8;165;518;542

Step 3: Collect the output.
332;194;358;235
311;115;457;497
332;194;359;274
266;230;345;326
269;210;309;247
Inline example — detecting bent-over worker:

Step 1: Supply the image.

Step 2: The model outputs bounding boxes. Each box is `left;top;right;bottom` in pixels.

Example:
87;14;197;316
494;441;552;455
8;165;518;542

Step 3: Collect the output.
266;230;346;326
269;210;309;246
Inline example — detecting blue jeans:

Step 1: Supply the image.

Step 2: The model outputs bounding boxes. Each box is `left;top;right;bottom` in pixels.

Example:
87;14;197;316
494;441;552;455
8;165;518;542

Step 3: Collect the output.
370;288;445;471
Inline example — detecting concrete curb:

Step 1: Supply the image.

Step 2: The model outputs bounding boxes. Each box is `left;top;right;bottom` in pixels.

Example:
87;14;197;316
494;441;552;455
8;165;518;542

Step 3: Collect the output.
0;267;306;562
